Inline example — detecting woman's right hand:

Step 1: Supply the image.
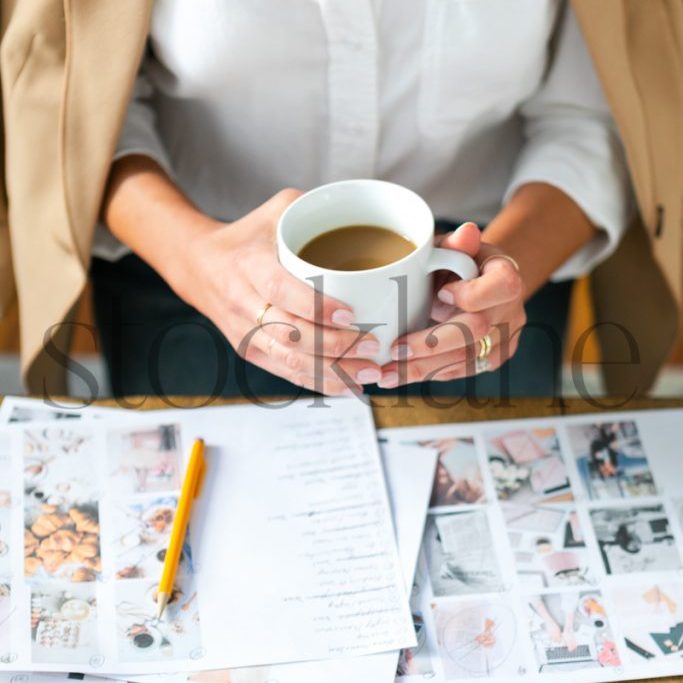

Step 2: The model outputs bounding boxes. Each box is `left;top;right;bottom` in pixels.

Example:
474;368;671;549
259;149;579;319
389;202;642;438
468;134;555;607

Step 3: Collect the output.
169;189;383;396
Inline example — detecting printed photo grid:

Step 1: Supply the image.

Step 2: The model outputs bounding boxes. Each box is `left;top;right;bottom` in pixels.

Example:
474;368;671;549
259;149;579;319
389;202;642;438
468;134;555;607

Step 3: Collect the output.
0;420;203;672
390;414;683;682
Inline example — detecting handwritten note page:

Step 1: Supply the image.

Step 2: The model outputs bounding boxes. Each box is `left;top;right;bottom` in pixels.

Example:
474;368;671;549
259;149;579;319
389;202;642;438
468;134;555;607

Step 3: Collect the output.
236;441;438;683
188;400;416;667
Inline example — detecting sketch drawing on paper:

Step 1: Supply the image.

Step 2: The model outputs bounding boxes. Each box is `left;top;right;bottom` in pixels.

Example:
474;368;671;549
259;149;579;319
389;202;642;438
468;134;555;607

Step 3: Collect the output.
433;598;522;678
567;421;656;500
486;427;573;504
590;505;680;575
108;425;183;495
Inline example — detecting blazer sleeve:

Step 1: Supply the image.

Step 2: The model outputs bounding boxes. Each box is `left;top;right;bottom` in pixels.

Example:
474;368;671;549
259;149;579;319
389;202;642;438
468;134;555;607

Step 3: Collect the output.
503;2;632;281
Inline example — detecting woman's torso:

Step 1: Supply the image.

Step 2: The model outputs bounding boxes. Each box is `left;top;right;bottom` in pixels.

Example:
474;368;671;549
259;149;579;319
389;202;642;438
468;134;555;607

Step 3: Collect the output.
142;0;561;224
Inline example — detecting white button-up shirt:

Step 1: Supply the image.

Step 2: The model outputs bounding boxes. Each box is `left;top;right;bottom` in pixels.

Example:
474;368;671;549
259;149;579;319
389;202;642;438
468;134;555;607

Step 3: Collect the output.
95;0;630;280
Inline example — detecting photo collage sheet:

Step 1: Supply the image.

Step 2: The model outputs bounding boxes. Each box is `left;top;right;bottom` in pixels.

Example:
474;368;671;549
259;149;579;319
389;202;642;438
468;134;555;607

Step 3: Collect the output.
385;410;683;683
0;413;203;674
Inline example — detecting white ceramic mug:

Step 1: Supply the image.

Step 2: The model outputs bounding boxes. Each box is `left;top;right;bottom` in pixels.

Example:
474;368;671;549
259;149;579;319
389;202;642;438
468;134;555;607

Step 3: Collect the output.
277;179;479;365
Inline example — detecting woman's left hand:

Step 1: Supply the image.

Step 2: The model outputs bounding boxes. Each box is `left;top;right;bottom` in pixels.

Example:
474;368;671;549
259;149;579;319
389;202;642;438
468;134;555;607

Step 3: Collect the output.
378;222;527;388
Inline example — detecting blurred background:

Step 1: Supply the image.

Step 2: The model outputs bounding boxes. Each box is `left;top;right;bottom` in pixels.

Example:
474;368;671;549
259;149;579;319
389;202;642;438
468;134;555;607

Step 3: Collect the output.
2;279;682;397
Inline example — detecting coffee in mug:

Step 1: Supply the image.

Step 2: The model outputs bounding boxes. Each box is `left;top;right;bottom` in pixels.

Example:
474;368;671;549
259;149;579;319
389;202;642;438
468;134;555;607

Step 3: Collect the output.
277;179;479;365
297;225;416;271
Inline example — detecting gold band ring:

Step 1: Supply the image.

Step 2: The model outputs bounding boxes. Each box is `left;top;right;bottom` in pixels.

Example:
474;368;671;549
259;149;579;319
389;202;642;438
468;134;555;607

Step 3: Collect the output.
479;254;521;273
478;334;493;360
256;303;273;328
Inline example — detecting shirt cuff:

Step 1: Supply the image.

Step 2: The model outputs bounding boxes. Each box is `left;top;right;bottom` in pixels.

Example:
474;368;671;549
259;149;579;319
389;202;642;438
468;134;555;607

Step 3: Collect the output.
112;146;174;182
112;99;175;180
502;132;631;282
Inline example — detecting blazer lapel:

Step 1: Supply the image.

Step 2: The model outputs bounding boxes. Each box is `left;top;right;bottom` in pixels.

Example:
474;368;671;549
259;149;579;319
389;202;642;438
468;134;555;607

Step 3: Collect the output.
61;0;154;265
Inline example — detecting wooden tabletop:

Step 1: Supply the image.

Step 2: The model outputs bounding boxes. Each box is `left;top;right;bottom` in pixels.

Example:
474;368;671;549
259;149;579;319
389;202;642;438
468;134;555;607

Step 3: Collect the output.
76;393;683;428
7;394;683;683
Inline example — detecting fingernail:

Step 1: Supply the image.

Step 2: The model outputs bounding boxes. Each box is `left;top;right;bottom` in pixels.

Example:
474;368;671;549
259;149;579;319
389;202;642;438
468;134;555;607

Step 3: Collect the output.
378;371;399;389
437;289;454;305
356;368;382;384
391;344;413;361
331;309;355;327
356;340;380;357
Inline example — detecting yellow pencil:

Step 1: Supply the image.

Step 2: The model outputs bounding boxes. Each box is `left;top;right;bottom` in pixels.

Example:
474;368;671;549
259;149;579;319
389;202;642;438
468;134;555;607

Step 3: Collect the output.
156;437;206;619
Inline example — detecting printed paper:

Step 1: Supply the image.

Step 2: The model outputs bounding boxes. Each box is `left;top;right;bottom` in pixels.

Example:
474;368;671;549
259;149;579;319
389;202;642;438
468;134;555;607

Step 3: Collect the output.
0;399;414;676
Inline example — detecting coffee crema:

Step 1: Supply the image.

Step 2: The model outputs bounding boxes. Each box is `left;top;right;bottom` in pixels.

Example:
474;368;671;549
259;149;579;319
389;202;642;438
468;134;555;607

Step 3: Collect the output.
297;225;416;271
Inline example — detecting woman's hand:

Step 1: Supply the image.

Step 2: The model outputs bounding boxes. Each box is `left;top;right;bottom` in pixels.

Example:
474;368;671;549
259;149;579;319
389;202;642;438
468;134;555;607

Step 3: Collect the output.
378;222;526;388
172;189;383;396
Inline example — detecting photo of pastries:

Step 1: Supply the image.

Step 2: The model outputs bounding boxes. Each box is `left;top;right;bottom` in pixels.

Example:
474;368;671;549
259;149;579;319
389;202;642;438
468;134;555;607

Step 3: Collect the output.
24;502;101;582
115;576;201;663
112;496;193;581
23;426;99;506
30;581;98;664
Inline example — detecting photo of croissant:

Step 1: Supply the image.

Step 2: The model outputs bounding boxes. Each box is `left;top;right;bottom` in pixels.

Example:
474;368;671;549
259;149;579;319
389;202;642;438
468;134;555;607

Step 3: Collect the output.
24;502;102;582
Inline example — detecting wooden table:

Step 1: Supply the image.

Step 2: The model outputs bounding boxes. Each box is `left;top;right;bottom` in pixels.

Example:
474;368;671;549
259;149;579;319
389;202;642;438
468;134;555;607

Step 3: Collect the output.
6;395;683;683
78;394;683;426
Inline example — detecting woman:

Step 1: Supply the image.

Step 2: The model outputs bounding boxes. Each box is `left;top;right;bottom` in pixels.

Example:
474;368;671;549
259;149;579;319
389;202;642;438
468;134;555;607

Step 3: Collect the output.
96;0;628;399
1;0;681;398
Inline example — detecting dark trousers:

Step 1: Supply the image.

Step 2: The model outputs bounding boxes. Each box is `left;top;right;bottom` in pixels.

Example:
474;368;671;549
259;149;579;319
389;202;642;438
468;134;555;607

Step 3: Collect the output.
91;243;572;399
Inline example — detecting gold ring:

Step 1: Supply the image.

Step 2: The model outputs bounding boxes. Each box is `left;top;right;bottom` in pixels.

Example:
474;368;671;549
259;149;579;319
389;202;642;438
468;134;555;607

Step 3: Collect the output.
479;254;520;273
256;303;273;328
478;334;493;360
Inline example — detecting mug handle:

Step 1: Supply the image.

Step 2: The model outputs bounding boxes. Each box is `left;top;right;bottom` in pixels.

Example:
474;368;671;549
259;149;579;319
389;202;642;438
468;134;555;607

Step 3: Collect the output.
426;247;479;281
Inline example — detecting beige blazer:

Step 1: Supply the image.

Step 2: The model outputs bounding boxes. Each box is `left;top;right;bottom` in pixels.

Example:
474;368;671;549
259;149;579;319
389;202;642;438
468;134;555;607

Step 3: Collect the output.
0;0;681;395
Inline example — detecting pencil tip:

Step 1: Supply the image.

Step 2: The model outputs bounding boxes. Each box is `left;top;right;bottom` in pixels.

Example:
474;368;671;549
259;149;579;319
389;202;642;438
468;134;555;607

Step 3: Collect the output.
156;593;169;620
